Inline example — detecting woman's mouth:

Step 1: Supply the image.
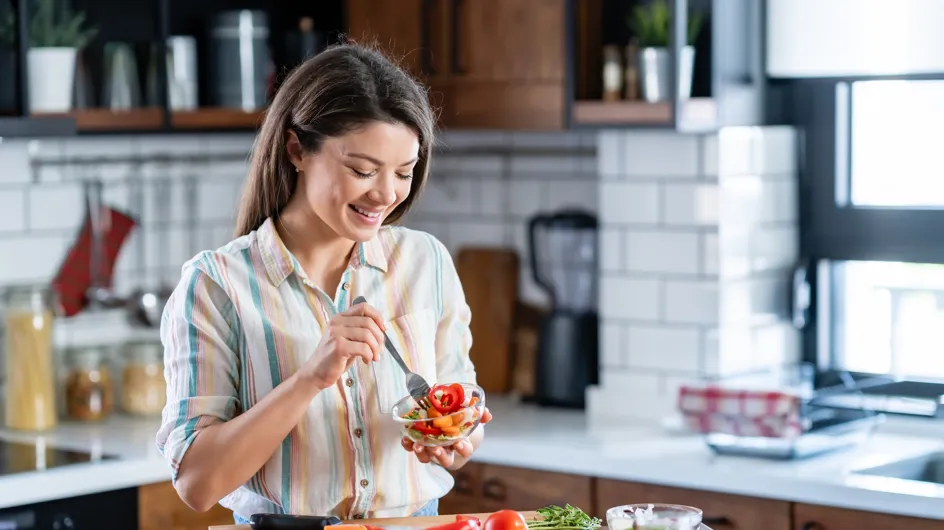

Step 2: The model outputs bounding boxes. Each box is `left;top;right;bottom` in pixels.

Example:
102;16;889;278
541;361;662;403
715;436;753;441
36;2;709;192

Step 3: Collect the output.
350;204;383;224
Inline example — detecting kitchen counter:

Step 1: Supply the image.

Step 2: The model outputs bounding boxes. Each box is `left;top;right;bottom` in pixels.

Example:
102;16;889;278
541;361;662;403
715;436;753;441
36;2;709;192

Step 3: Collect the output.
2;398;944;520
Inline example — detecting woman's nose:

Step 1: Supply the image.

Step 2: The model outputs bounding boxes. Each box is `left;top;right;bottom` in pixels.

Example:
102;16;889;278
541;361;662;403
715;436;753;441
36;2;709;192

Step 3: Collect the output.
368;175;397;205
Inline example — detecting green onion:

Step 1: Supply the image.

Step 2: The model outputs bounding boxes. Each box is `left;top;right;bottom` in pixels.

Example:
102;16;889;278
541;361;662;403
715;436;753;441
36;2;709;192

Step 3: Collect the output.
527;505;602;530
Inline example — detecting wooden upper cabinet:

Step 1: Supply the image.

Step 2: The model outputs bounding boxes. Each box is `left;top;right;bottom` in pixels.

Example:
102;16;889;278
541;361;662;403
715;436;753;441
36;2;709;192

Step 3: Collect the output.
451;0;565;82
345;0;447;80
793;503;944;530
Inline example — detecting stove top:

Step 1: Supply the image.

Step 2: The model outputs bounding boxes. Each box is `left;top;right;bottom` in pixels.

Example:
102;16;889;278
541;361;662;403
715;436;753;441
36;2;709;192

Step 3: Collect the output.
0;440;118;476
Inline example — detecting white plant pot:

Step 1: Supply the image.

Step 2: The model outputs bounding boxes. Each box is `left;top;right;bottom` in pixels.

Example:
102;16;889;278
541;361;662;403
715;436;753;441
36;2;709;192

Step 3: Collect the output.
28;47;77;113
637;45;695;103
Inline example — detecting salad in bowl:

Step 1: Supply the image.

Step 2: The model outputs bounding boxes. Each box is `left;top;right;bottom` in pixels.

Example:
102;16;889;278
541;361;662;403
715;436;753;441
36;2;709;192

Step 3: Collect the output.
392;382;485;447
606;504;703;530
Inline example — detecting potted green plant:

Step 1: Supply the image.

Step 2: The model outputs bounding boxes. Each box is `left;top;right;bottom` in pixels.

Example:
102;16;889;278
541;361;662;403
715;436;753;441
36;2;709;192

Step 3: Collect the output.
1;0;97;113
629;0;704;103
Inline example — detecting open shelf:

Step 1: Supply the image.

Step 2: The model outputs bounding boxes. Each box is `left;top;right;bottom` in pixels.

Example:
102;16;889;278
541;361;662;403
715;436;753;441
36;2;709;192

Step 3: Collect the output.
170;108;265;130
572;98;717;128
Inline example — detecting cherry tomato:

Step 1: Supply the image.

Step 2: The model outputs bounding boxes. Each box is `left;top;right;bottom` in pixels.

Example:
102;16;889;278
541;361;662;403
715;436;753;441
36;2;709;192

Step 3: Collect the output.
484;510;528;530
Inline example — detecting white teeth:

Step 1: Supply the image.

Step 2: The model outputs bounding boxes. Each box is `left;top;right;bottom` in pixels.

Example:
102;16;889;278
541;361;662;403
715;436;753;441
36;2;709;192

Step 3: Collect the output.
352;205;381;218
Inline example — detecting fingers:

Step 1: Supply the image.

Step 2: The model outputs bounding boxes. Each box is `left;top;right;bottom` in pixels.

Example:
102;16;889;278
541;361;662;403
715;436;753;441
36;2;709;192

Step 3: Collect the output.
481;408;493;424
335;316;385;361
345;302;386;331
340;337;373;365
452;439;474;458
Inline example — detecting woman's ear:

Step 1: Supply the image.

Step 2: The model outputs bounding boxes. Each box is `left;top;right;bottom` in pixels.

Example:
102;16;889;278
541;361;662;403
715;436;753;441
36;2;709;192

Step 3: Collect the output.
286;130;305;171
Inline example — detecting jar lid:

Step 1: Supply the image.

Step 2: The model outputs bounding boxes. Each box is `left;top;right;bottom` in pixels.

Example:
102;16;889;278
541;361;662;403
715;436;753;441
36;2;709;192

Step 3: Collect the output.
66;345;110;367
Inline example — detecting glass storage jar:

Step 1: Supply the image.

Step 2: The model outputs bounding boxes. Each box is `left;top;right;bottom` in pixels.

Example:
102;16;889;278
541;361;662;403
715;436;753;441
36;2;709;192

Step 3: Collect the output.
120;341;165;416
64;346;114;422
2;285;58;431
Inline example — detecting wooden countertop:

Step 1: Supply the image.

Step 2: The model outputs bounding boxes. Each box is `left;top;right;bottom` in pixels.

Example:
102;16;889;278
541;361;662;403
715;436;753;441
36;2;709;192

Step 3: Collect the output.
209;511;539;530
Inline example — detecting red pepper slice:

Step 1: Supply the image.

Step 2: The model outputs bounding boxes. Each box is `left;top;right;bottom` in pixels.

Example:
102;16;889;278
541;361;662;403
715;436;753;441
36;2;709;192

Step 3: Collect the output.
409;423;442;436
428;384;465;414
427;519;479;530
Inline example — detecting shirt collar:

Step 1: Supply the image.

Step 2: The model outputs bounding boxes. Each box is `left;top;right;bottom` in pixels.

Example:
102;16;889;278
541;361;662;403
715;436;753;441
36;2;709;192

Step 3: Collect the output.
258;218;389;287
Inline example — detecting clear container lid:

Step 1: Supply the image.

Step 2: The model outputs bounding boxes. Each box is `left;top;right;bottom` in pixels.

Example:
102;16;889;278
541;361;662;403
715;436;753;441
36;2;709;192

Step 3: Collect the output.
125;340;163;365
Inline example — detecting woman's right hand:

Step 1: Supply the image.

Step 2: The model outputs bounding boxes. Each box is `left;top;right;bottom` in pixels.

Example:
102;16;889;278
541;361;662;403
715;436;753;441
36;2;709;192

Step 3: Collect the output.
300;302;386;390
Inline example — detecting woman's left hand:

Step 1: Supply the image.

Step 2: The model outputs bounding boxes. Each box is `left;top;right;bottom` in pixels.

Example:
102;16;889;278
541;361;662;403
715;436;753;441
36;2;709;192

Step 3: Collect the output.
401;408;492;468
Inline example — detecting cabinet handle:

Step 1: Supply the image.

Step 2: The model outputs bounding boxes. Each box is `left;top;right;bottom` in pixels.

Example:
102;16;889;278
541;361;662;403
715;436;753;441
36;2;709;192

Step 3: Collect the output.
702;516;732;526
454;471;474;495
482;478;506;502
420;0;437;74
450;0;466;74
800;523;824;530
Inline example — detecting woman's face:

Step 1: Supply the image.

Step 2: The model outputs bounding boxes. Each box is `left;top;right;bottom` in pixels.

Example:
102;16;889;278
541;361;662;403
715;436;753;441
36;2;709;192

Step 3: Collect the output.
291;121;420;242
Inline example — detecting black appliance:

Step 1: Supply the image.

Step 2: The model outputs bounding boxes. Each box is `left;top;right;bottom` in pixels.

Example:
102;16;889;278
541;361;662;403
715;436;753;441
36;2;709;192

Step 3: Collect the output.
528;209;599;409
0;441;132;529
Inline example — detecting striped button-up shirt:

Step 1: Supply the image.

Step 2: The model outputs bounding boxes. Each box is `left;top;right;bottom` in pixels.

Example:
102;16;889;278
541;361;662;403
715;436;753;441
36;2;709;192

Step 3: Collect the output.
156;217;476;518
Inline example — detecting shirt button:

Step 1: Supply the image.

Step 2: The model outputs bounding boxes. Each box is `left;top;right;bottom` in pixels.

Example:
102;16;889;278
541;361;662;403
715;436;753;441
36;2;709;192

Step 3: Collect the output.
354;428;363;438
360;479;369;488
345;378;354;387
342;282;351;291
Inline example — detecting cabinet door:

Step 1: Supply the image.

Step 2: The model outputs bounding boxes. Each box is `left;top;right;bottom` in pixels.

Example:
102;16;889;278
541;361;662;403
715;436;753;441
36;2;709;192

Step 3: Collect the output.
439;0;566;130
346;0;447;80
794;503;944;530
451;0;565;82
439;462;486;515
139;481;234;530
596;479;791;530
478;464;594;515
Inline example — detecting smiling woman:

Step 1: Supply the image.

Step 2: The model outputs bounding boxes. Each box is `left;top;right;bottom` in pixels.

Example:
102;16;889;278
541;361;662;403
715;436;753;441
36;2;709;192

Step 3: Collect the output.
155;42;492;524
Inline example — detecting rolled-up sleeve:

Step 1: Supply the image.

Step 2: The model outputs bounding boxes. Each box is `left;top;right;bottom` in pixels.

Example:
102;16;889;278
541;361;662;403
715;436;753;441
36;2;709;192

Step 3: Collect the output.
156;263;241;483
431;238;476;386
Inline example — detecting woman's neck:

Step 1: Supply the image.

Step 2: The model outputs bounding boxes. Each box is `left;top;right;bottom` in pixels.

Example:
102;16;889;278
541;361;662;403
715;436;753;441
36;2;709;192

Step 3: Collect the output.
276;201;355;296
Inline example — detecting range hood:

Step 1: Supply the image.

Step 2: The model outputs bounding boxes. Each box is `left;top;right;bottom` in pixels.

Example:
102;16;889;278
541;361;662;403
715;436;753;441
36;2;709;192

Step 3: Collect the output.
766;0;944;78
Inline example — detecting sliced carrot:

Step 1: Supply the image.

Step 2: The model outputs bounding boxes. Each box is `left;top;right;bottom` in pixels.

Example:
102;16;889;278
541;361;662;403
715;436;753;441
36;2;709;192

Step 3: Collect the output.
469;396;479;406
432;415;453;428
427;407;443;418
441;426;461;435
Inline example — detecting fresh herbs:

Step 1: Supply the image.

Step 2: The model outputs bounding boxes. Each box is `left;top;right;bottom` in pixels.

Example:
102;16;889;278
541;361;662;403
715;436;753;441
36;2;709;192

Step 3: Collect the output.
527;505;602;530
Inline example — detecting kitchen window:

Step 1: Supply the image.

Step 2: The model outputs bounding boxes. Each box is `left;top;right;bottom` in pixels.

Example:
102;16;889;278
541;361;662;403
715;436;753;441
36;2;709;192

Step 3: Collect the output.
801;78;944;384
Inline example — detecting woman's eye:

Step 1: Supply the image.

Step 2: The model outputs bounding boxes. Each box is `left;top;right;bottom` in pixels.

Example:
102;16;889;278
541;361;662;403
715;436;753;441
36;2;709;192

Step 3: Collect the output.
397;173;414;180
352;168;374;178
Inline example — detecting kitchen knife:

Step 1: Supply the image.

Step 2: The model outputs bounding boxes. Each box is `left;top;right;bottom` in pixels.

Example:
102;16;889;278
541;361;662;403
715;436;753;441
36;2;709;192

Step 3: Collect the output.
249;513;343;529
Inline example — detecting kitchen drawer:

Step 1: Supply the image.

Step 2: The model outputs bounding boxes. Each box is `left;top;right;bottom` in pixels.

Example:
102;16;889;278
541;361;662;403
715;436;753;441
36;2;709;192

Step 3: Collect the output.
596;479;790;530
479;464;594;515
440;462;485;515
794;503;944;530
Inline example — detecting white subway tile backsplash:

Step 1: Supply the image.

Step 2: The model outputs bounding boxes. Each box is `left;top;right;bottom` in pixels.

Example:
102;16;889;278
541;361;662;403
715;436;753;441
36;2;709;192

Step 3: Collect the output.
507;180;545;219
599;182;659;224
544;180;597;212
600;228;623;273
63;137;137;159
662;182;719;226
757;127;797;176
597;131;624;178
701;232;719;276
601;322;626;368
625;230;699;275
0;190;26;233
0;234;72;283
626;324;702;371
439;131;511;149
663;279;719;324
599;275;661;321
622;132;700;178
760;177;798;224
136;135;207;157
28;184;84;232
477;179;505;217
448;221;506;254
412;178;477;216
0;139;33;184
702;134;719;177
196;179;240;223
510;131;587;149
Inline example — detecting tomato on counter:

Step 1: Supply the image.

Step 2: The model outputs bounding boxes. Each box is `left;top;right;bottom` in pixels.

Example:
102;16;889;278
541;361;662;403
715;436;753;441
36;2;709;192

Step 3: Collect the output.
484;510;529;530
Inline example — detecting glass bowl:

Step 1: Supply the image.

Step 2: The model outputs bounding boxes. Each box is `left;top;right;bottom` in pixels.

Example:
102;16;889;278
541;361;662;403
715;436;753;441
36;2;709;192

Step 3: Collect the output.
606;504;703;530
391;383;485;447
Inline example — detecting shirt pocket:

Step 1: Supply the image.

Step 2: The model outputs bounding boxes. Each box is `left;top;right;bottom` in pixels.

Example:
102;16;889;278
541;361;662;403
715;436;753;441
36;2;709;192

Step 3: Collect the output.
371;308;438;414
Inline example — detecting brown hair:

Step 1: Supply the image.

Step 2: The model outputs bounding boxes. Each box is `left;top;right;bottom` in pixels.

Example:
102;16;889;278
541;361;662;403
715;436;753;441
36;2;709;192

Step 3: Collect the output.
234;42;437;237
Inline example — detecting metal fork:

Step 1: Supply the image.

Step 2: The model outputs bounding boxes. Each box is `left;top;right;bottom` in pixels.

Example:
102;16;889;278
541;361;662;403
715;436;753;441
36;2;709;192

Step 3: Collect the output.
352;296;432;409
